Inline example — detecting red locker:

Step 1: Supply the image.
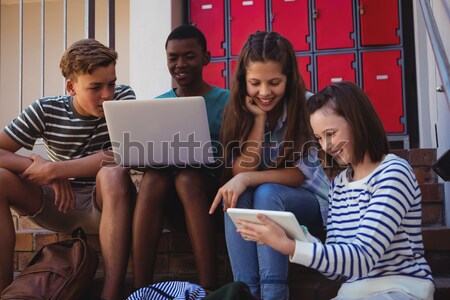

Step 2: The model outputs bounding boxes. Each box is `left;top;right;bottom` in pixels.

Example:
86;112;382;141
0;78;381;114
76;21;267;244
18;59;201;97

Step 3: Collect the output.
230;0;266;56
203;61;227;88
361;50;404;133
296;56;312;91
314;0;355;50
359;0;400;46
190;0;225;57
271;0;310;52
316;53;356;91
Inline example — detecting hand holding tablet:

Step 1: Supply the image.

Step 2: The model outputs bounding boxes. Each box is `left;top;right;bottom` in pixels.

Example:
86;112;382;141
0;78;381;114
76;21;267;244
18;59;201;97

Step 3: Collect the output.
227;208;311;242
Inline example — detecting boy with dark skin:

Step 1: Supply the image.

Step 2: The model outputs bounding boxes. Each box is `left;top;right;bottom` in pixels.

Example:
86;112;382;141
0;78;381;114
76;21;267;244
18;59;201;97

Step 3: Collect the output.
132;25;229;291
0;39;136;300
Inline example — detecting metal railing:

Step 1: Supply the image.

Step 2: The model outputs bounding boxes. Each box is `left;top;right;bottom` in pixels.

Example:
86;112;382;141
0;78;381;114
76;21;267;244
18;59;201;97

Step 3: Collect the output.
419;0;450;105
5;0;115;151
14;0;115;110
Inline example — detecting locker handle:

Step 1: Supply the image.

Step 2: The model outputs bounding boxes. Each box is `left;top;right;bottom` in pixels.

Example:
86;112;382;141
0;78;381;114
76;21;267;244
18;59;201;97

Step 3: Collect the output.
313;9;319;19
360;4;365;15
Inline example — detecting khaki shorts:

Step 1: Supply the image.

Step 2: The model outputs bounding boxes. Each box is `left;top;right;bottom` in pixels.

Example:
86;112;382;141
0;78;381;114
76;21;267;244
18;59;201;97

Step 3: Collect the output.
28;183;101;234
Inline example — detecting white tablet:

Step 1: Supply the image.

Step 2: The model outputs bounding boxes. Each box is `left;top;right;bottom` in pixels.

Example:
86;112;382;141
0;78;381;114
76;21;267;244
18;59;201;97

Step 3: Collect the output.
226;208;308;241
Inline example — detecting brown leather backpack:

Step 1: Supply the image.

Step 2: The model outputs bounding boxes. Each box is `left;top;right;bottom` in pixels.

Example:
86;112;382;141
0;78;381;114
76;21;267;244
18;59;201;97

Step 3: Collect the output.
1;227;98;300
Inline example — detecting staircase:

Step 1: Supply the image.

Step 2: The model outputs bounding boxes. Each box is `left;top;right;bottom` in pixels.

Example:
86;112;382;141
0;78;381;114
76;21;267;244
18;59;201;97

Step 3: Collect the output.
12;148;450;299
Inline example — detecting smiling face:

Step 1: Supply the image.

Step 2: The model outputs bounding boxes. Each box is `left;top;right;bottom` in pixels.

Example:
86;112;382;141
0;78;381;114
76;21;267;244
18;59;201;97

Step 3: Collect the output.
310;106;354;166
166;38;209;89
67;63;116;117
245;60;287;114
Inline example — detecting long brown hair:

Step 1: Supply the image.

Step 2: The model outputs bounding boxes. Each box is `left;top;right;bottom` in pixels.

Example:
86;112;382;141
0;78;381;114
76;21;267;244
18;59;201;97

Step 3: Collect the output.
220;31;313;181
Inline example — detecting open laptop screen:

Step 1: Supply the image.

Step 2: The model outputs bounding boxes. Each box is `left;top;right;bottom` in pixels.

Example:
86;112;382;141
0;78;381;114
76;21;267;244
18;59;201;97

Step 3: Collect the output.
103;97;216;168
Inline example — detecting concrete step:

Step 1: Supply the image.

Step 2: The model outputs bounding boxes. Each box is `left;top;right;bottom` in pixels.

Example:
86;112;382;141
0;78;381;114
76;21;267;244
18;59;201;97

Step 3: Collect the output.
422;183;445;225
423;226;450;276
434;276;450;300
289;272;449;300
14;226;450;297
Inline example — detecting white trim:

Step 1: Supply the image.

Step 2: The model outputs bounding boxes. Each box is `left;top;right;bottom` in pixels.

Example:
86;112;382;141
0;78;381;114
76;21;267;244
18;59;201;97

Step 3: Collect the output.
413;0;434;148
130;1;172;99
415;0;450;225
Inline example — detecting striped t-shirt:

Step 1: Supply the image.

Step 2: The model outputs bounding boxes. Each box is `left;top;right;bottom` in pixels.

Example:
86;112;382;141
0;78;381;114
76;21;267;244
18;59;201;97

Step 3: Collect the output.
290;154;434;299
4;84;135;184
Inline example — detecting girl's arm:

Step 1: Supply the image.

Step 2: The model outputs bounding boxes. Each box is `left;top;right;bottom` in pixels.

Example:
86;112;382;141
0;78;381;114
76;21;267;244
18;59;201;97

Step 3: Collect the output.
237;213;297;255
232;96;268;175
210;167;305;213
291;162;419;280
232;113;266;175
239;161;422;281
238;167;305;187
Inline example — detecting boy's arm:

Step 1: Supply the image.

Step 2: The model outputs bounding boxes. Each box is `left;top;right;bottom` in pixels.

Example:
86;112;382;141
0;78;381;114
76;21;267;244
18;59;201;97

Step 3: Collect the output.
0;131;33;173
1;131;77;213
47;150;116;179
23;150;116;185
1;130;116;181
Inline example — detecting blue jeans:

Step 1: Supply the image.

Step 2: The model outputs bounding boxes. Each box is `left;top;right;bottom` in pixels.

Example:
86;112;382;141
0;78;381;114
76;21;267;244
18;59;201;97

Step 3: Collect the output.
224;183;322;300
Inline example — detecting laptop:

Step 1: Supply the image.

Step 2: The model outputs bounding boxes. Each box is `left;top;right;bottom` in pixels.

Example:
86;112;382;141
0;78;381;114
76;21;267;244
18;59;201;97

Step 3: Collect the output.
103;97;216;168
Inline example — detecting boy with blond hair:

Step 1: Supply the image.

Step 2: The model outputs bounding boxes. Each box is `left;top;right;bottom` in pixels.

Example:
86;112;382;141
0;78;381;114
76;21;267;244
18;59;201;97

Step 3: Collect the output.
0;38;135;300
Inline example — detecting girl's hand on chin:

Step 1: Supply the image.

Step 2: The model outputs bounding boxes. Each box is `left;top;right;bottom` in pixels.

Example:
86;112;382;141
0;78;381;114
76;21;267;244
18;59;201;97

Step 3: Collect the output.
245;96;266;118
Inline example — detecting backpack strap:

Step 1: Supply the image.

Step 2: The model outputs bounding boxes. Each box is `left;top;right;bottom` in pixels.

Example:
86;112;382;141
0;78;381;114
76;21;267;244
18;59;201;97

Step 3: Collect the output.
71;227;88;241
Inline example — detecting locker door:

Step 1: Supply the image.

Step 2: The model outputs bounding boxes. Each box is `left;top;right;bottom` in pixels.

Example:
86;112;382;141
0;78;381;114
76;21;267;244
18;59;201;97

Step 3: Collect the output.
316;53;356;91
361;50;404;133
359;0;400;46
296;56;312;91
314;0;354;50
203;61;226;88
190;0;225;57
230;0;266;56
272;0;310;52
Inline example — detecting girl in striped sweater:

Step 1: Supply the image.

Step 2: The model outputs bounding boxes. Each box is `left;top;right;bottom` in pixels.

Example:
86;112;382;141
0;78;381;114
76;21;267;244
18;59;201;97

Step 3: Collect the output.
235;81;434;300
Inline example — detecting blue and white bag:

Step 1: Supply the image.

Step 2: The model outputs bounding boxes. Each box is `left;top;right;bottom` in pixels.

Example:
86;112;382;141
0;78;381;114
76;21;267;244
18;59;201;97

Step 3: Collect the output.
127;281;206;300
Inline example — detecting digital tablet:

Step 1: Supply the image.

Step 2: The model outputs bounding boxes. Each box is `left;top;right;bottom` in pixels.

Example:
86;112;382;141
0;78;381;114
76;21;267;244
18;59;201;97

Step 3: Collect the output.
226;208;308;241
